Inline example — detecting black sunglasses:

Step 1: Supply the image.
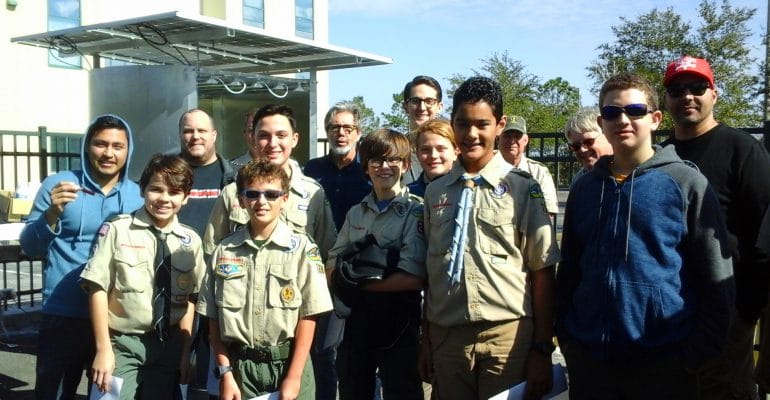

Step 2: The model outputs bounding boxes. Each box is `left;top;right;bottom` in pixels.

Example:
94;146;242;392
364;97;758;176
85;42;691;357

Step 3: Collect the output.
665;81;710;97
241;189;285;202
600;104;653;121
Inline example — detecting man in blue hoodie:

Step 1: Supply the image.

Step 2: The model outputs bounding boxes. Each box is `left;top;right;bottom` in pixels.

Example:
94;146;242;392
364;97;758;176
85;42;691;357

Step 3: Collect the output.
21;114;143;400
556;73;734;398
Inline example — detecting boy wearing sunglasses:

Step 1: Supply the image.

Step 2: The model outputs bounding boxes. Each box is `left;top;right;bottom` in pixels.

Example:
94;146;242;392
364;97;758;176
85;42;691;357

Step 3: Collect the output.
203;104;336;259
556;72;732;397
197;159;332;399
661;55;770;400
326;129;426;399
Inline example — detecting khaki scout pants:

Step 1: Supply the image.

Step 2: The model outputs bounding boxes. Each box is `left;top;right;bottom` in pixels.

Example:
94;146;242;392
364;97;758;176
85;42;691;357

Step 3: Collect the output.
428;318;533;400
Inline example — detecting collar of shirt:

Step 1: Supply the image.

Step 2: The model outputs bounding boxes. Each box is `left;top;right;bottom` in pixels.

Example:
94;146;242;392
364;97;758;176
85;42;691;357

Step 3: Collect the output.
131;207;185;237
360;186;411;214
448;152;511;188
288;161;311;199
222;220;296;252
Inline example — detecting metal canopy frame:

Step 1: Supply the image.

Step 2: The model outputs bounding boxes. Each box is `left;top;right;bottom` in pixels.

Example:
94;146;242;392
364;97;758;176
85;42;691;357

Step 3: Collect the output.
11;11;392;79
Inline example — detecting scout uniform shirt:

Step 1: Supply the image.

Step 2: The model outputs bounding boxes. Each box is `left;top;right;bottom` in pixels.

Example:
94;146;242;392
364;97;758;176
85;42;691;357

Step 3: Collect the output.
423;153;561;327
203;162;336;259
80;208;206;334
197;221;333;347
509;156;560;215
326;187;427;280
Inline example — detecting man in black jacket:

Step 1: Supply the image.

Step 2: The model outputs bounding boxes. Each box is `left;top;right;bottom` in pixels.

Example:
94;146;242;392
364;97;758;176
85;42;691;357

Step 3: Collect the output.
663;55;770;400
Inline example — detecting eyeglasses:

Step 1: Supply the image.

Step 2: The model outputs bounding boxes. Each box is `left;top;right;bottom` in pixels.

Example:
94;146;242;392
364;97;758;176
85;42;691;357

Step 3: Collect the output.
600;104;653;121
327;124;358;134
568;134;603;152
241;189;285;202
665;81;710;97
406;97;439;108
369;157;403;167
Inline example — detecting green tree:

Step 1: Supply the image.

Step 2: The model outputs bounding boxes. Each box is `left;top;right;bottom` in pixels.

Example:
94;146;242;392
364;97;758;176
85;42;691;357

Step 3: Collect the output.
448;52;581;187
380;92;409;133
351;95;380;135
588;0;761;128
447;51;580;133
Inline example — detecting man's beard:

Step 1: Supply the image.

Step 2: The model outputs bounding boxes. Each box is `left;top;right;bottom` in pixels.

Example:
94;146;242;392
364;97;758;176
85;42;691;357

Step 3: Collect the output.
330;145;352;156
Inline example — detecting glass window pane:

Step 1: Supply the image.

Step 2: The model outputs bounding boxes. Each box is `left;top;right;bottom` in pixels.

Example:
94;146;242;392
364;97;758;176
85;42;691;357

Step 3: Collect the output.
295;0;313;38
49;0;79;20
48;0;81;68
243;6;264;27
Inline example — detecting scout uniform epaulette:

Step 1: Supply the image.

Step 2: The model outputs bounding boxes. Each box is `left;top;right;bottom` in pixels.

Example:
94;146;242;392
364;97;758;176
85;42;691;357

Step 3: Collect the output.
106;213;132;223
508;168;534;180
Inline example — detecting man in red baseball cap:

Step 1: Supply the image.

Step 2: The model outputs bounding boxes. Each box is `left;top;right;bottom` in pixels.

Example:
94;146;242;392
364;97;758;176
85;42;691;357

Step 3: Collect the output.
663;55;770;400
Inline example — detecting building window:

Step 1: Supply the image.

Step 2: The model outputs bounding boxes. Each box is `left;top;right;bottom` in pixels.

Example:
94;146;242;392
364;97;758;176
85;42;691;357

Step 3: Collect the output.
295;0;313;39
243;0;265;28
47;0;81;68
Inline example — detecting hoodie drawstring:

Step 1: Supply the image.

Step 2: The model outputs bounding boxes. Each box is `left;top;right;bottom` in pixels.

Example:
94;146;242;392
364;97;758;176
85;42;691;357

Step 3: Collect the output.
624;169;637;262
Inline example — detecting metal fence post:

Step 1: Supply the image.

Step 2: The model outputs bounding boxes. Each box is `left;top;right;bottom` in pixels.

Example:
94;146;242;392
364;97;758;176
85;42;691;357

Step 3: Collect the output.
38;126;48;182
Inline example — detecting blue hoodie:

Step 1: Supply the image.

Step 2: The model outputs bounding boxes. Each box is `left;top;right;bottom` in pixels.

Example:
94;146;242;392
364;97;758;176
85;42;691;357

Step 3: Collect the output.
20;114;143;318
556;145;734;369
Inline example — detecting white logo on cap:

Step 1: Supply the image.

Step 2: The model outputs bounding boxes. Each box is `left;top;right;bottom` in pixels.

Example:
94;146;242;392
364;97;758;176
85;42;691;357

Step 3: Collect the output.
675;57;698;71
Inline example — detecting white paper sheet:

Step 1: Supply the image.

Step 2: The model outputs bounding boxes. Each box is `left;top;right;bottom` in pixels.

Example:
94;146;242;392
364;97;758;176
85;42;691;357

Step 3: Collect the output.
88;376;123;400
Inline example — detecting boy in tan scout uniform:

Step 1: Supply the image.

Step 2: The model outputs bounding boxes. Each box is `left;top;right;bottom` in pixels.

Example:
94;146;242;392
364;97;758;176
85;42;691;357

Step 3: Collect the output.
327;129;426;399
203;104;335;258
81;154;206;398
198;159;333;399
419;77;560;400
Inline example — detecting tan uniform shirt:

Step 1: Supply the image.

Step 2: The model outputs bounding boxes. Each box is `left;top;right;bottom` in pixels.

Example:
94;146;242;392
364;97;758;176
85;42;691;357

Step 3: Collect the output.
203;162;336;259
509;156;559;215
197;222;333;347
80;208;206;335
424;153;560;327
326;188;427;279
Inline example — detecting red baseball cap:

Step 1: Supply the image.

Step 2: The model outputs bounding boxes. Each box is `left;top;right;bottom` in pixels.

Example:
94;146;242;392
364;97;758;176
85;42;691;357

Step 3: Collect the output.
664;56;715;88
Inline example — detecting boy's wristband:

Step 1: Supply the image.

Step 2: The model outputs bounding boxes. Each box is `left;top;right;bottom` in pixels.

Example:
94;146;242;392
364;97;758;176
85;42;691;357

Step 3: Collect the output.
214;364;233;379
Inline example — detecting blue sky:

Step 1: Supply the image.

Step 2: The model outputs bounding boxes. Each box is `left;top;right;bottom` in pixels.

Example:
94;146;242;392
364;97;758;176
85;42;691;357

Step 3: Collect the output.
326;0;767;117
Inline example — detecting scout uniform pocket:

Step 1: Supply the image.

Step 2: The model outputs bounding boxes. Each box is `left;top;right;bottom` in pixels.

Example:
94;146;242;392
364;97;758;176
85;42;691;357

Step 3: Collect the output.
215;262;247;309
267;264;302;309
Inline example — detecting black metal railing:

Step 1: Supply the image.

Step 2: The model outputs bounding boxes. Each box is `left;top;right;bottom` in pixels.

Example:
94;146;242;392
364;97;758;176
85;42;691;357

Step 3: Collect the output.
1;126;766;310
1;127;81;311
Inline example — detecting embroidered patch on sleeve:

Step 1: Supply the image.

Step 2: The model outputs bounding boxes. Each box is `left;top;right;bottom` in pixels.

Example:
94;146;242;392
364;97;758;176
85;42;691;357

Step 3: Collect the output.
306;246;322;262
98;223;110;237
529;183;544;199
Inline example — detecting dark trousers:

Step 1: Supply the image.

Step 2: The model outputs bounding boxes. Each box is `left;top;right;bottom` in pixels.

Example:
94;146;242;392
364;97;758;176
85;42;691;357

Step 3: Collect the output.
311;312;345;400
35;314;94;400
336;322;422;400
562;338;697;400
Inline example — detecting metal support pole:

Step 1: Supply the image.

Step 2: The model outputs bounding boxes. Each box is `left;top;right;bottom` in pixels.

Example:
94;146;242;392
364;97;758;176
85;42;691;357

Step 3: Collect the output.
764;0;770;152
37;126;47;183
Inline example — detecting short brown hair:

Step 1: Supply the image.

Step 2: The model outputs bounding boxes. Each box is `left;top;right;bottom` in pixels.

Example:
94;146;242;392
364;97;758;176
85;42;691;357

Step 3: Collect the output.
359;128;411;171
236;158;290;194
598;72;659;111
139;154;193;195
